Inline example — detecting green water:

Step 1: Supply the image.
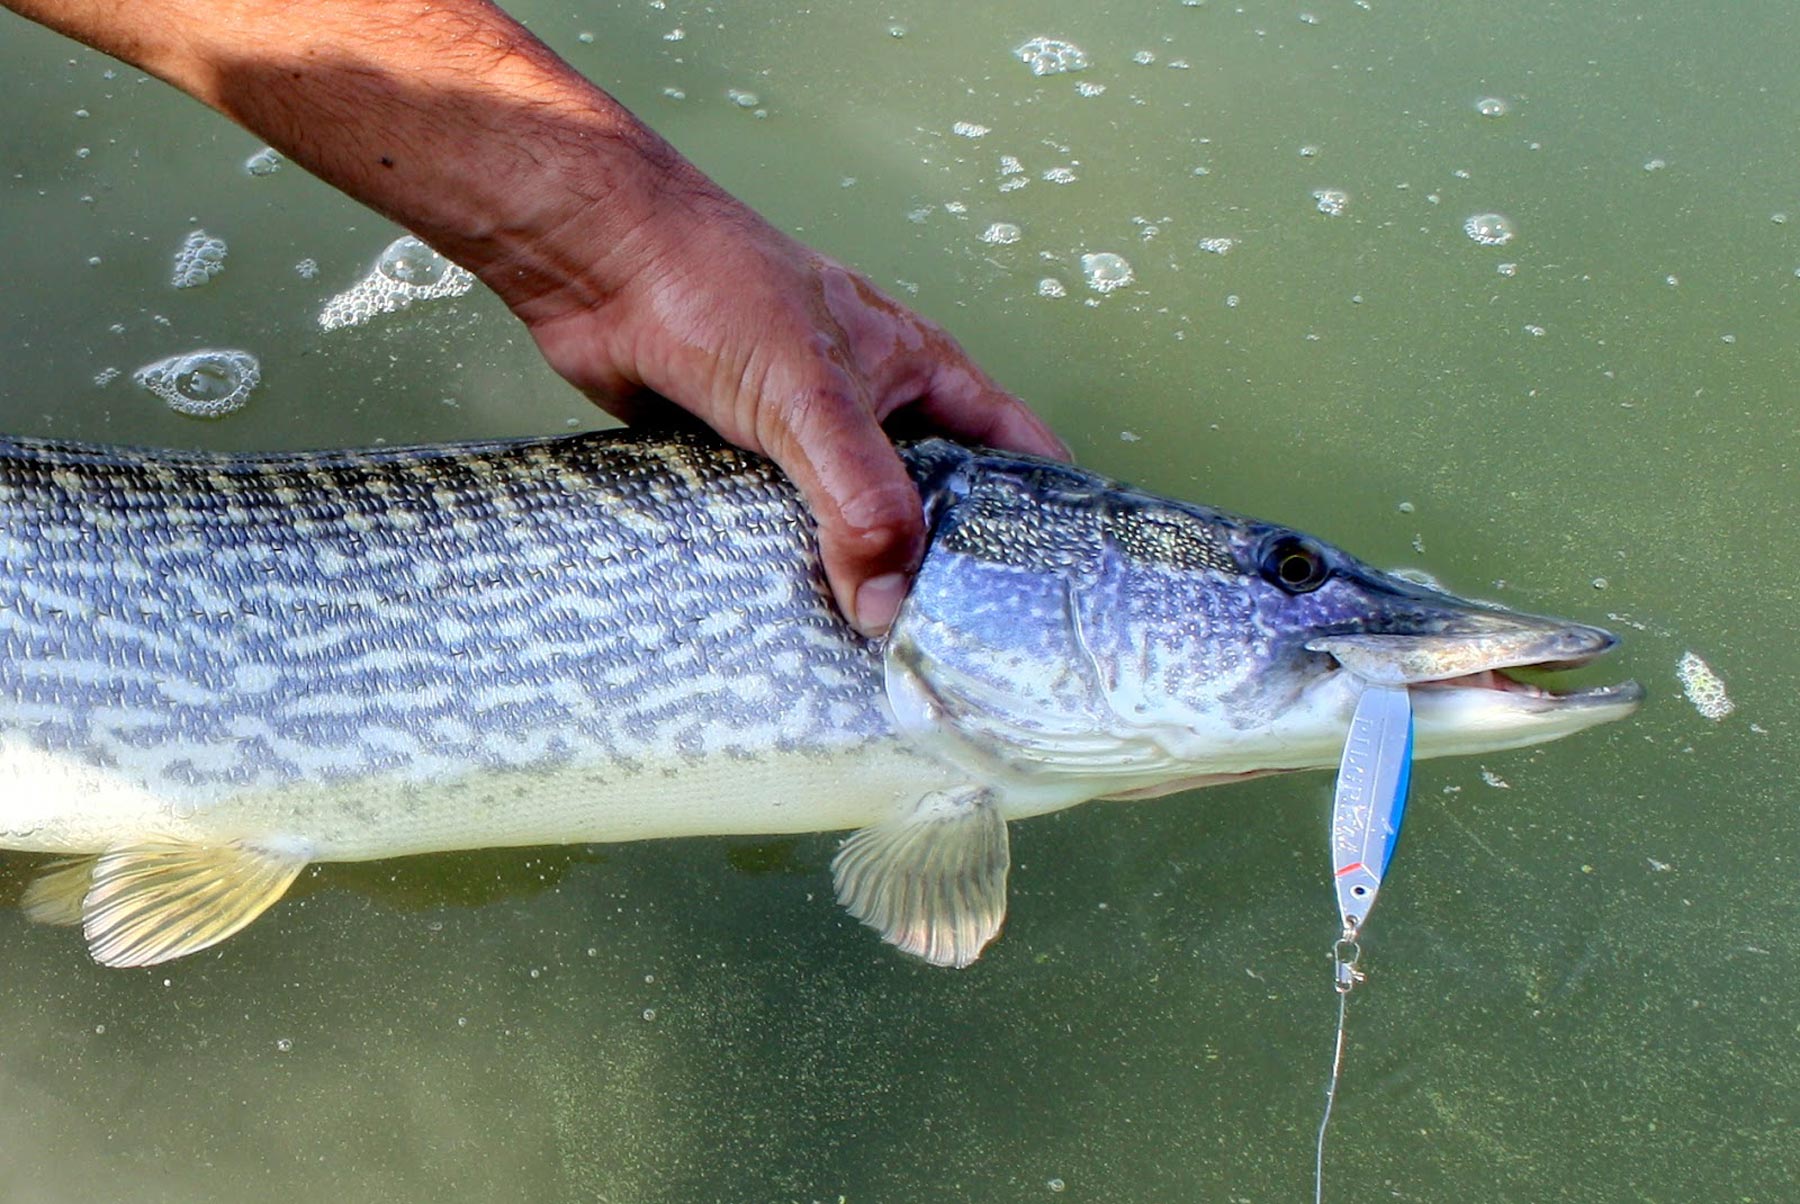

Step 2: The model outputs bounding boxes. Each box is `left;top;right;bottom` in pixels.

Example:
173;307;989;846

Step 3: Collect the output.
1;1;1795;1199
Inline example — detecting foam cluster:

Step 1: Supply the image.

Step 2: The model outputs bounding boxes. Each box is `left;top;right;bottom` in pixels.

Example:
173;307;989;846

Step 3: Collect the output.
317;235;475;331
172;229;228;289
1677;651;1734;720
1015;37;1088;76
132;349;261;418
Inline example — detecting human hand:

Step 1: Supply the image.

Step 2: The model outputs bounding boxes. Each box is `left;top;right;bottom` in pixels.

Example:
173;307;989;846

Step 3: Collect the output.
511;179;1068;636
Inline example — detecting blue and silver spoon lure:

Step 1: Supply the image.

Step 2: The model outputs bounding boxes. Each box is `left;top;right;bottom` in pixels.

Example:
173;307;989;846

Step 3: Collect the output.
1315;684;1414;1203
1328;683;1415;989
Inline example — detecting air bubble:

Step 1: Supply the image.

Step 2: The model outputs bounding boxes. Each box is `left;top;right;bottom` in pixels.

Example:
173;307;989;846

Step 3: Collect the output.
133;349;261;418
1080;252;1133;293
243;147;282;176
1037;278;1067;298
952;120;990;138
1475;97;1508;117
1041;166;1078;184
295;258;319;279
276;1038;293;1052
93;367;119;387
1643;157;1667;172
980;222;1022;245
1076;81;1106;97
1497;262;1518;277
1312;189;1349;217
378;237;451;286
1463;212;1515;245
1197;236;1235;255
1132;50;1157;66
726;88;760;108
1015;36;1089;76
318;235;474;331
171;229;228;289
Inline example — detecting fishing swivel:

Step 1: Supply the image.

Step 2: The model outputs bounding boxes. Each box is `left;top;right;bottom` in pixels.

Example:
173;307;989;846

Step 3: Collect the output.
1331;931;1364;994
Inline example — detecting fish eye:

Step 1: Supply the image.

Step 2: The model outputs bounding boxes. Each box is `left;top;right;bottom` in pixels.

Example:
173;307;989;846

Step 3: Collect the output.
1259;535;1331;594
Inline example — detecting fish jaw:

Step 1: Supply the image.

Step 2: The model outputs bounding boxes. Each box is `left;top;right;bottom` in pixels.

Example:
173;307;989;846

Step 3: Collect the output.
1246;568;1645;771
1406;673;1643;759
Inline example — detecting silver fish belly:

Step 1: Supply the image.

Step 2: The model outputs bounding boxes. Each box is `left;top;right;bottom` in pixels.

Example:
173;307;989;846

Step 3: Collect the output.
0;428;1639;969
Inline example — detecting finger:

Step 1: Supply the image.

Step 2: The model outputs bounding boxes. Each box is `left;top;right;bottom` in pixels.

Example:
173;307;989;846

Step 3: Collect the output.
902;362;1071;462
758;386;926;638
582;384;664;427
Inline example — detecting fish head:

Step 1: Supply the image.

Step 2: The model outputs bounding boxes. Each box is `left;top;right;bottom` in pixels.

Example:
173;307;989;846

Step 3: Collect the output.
888;443;1642;805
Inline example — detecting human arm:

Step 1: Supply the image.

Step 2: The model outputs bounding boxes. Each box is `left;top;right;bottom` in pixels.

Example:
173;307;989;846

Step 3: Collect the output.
3;0;1067;634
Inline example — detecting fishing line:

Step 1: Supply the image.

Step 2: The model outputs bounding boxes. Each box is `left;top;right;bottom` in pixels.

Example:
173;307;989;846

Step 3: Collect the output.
1313;965;1352;1204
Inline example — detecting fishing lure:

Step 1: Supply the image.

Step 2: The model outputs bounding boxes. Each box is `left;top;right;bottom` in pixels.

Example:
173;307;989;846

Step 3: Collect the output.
1330;683;1415;974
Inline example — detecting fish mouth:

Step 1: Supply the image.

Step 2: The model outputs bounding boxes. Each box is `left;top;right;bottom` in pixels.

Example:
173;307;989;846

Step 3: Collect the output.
1306;611;1644;749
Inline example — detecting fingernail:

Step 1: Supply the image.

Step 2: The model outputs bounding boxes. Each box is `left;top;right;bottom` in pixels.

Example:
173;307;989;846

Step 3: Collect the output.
853;572;909;636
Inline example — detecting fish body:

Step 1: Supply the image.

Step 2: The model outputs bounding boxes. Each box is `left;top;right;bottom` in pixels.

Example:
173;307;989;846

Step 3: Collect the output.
0;429;1639;967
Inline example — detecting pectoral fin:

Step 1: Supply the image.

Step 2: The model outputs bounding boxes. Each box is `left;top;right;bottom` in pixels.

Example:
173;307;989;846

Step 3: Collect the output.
57;842;309;968
830;786;1009;969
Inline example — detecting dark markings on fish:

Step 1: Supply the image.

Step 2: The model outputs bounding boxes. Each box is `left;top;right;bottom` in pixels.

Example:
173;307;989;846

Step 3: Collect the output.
1106;503;1237;575
935;472;1105;577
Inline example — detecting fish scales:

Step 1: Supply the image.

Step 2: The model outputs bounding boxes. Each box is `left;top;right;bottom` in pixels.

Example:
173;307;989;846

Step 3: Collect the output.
0;430;932;859
0;426;1639;968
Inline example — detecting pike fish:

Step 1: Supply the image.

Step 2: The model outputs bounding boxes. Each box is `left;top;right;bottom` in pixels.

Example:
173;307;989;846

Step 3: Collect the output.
0;429;1640;968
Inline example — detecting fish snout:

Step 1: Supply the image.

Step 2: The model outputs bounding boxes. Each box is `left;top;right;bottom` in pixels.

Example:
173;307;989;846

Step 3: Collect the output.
1305;609;1622;687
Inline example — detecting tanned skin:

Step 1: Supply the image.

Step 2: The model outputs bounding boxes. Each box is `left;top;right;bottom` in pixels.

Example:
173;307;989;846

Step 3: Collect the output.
3;0;1068;634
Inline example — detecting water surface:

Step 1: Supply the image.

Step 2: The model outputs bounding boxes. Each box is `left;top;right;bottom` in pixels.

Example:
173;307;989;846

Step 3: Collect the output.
0;1;1794;1199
